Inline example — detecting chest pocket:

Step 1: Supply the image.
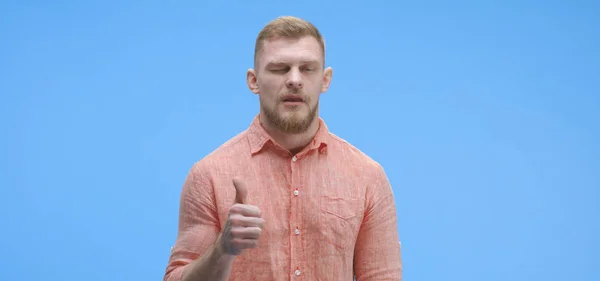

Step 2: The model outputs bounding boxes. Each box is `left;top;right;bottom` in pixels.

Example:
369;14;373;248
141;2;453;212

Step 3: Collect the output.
319;195;361;250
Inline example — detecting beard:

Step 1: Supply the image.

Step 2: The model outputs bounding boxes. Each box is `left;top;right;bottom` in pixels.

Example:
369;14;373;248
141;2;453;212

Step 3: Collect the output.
261;97;318;134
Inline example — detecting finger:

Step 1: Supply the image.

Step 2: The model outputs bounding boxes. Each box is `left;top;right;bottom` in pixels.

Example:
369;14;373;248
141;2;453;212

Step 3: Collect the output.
229;207;262;222
231;226;263;239
233;177;247;205
231;237;260;250
230;216;265;228
230;204;261;217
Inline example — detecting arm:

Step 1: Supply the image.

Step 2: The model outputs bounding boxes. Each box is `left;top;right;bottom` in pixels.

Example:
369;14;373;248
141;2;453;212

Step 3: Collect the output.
163;165;264;281
163;163;234;281
354;165;403;281
179;240;235;281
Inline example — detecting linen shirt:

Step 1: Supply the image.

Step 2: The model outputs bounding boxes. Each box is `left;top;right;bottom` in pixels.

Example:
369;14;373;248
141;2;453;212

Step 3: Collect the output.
164;115;402;281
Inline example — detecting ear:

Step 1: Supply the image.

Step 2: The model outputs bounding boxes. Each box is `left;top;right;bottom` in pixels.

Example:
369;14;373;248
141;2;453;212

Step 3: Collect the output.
246;69;260;94
321;66;333;93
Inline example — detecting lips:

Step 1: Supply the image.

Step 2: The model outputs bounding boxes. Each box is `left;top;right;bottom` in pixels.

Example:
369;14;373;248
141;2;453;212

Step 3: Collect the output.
282;95;304;102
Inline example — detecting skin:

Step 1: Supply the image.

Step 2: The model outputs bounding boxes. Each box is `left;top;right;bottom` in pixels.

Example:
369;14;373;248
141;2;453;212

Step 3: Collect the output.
247;35;333;155
180;35;332;281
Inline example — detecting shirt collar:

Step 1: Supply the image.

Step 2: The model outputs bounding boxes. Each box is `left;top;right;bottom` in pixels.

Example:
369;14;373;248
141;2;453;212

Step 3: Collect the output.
247;114;329;155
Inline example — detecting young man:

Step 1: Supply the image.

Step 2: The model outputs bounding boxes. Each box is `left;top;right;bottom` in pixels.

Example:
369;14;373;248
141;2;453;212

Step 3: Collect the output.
163;16;402;281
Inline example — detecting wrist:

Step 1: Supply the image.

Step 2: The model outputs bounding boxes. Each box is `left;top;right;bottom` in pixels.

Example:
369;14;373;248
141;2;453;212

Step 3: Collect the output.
214;235;236;263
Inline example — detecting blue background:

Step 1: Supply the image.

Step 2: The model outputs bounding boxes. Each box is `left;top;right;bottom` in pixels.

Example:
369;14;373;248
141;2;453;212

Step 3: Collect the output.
1;1;598;280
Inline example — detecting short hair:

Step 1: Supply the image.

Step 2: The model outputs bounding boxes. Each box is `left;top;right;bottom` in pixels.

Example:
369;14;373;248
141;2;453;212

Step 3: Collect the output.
254;16;326;67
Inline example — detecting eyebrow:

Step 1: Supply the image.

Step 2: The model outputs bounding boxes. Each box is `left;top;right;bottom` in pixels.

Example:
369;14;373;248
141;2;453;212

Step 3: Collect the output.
265;58;320;67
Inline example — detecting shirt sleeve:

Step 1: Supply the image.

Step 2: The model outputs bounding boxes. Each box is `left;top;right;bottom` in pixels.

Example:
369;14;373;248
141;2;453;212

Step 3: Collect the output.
163;162;221;281
354;164;403;281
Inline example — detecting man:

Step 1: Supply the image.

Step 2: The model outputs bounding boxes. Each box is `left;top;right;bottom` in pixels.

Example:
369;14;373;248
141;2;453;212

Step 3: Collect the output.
163;16;402;281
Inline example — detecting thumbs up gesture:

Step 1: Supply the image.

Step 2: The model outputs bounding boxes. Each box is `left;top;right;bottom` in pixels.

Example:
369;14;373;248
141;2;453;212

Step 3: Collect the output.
218;178;265;256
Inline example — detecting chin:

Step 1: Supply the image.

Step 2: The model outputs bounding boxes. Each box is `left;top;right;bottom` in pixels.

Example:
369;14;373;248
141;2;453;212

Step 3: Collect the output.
279;110;308;120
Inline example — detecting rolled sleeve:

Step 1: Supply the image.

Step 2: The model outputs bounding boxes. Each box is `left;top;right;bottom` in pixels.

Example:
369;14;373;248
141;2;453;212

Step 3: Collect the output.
354;165;402;281
163;162;220;281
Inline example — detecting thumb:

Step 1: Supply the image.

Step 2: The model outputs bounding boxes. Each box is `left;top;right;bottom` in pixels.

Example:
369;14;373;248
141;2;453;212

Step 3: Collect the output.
232;177;247;205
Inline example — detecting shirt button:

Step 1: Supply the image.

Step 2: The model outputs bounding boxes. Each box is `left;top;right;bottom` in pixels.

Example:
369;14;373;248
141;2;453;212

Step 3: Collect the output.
294;228;300;235
292;156;297;162
293;190;299;196
294;269;301;276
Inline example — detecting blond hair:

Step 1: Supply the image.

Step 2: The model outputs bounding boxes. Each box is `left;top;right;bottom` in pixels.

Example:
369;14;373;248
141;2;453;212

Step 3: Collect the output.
254;16;326;66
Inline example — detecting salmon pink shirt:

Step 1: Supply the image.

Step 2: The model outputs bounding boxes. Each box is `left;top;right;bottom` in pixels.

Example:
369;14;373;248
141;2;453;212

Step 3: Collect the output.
164;115;402;281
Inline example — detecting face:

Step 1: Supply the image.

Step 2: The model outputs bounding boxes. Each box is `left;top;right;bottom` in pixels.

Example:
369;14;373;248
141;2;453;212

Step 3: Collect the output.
247;36;332;134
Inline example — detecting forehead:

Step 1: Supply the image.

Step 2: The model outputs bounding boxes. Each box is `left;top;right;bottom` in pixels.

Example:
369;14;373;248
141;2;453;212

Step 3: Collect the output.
258;36;323;66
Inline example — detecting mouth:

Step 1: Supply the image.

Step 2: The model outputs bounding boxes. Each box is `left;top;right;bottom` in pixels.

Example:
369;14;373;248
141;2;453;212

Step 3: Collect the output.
282;95;305;106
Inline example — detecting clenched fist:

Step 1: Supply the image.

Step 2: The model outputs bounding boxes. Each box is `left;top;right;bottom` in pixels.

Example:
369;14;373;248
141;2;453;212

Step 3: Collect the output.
218;178;265;256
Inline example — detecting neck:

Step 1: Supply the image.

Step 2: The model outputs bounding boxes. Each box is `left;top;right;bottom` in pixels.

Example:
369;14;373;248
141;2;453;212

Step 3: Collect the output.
259;115;320;155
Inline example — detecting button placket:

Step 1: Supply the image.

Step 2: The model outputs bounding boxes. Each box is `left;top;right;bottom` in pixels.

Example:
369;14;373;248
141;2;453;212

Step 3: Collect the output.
290;153;306;279
290;154;301;279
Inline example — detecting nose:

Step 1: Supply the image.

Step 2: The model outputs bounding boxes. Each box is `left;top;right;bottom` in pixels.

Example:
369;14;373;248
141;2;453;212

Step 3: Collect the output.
286;69;303;89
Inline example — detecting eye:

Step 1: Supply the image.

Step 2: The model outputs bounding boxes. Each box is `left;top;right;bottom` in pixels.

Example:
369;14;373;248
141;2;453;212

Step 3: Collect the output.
270;67;289;73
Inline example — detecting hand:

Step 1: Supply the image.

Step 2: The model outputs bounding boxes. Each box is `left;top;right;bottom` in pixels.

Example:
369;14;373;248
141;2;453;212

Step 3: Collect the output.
218;178;265;256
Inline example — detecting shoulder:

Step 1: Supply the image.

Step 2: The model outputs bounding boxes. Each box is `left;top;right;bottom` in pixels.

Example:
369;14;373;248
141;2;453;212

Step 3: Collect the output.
189;129;250;176
326;132;387;178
